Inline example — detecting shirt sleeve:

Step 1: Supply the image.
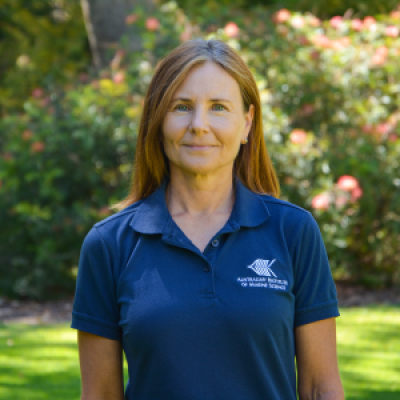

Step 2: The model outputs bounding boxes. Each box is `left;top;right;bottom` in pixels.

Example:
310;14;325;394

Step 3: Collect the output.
292;213;340;327
71;227;122;340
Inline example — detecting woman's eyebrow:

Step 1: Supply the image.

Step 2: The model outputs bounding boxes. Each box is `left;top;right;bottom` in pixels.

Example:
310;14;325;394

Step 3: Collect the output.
170;97;233;104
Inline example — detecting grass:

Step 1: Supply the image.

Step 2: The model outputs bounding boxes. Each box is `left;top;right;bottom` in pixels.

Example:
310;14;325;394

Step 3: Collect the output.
0;307;399;399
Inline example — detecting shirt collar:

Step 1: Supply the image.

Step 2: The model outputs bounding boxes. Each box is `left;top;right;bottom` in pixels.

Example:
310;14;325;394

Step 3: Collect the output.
130;177;270;235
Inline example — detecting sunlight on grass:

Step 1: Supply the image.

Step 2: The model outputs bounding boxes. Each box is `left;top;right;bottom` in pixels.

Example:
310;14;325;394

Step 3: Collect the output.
0;307;399;399
337;307;400;400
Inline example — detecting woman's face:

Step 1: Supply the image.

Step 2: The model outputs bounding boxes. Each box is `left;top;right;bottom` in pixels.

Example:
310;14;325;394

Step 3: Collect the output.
162;61;254;179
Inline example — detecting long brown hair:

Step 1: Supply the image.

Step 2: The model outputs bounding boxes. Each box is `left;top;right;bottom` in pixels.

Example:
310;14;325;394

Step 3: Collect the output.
115;39;280;210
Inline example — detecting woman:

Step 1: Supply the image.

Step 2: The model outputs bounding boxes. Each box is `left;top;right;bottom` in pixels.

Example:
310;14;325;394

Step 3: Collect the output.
72;39;344;400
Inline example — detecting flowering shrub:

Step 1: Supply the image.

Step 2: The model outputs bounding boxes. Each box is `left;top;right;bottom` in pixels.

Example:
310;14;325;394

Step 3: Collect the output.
1;2;400;298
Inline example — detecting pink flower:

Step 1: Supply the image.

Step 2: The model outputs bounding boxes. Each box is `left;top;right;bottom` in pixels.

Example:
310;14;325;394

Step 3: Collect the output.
363;16;376;30
125;14;138;25
297;35;310;46
224;22;240;37
312;34;331;48
308;16;321;27
351;19;363;31
31;141;45;153
301;104;314;115
32;88;44;98
390;11;400;20
337;175;359;191
311;193;330;210
290;129;307;144
310;50;320;60
376;46;389;56
351;187;363;202
335;195;348;209
389;134;398;142
98;206;111;217
39;97;50;108
330;16;343;29
362;124;373;133
371;48;387;66
385;25;399;37
376;123;391;135
3;152;13;161
113;71;125;84
145;17;160;31
291;16;305;29
180;29;192;42
273;9;290;24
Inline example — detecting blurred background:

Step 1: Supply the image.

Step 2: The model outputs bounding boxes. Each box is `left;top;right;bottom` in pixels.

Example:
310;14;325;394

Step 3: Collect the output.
0;0;399;399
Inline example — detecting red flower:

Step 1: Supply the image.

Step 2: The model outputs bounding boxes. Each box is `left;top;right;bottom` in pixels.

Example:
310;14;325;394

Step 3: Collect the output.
22;130;33;140
224;22;240;38
337;175;359;191
125;14;138;25
31;141;45;153
145;17;160;31
290;129;307;144
311;193;330;210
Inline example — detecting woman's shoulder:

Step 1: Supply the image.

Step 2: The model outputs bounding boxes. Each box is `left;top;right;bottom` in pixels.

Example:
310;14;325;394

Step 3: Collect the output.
257;193;311;219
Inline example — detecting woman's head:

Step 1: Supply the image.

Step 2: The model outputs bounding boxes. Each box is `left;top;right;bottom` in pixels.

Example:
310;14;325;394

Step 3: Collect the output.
117;39;280;208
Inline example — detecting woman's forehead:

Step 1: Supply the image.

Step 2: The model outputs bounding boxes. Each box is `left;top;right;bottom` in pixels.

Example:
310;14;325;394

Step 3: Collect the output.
172;61;242;101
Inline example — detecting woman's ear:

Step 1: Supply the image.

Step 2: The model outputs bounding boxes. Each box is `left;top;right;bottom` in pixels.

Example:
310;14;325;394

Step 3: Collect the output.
245;104;255;134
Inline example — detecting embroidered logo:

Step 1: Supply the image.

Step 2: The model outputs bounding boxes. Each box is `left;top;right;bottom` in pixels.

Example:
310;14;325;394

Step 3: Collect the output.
237;258;288;290
247;259;277;277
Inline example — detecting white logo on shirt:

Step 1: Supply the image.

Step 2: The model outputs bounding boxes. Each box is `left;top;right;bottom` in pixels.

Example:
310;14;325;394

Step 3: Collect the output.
237;258;288;290
247;259;277;277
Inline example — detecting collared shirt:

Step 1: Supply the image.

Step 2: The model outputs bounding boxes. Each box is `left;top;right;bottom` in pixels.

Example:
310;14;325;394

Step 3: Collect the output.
72;178;339;400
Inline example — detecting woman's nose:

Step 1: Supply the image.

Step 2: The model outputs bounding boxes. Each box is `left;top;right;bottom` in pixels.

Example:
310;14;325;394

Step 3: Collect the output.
189;106;210;134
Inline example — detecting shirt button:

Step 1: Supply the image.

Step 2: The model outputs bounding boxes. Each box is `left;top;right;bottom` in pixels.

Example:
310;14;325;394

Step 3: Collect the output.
211;239;219;247
203;266;210;273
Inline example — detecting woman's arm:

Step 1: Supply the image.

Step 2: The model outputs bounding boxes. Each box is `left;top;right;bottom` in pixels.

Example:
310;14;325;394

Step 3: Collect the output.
78;330;124;400
295;318;344;400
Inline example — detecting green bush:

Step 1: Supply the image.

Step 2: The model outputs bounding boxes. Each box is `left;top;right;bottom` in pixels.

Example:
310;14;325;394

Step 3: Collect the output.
1;2;399;298
0;78;137;299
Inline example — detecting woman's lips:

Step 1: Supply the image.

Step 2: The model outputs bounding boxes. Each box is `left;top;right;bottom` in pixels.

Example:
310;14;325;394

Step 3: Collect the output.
184;144;214;150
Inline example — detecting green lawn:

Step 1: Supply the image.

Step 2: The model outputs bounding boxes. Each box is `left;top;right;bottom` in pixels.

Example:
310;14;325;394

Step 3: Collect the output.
1;307;399;399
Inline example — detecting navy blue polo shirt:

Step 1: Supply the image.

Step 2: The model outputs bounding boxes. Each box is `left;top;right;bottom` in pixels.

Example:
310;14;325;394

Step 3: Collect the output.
72;178;339;400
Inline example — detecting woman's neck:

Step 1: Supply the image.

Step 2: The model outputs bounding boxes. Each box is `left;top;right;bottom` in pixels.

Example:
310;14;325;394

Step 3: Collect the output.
165;170;235;217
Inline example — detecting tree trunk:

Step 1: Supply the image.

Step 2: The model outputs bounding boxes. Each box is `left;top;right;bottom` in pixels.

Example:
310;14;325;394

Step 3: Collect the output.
80;0;156;68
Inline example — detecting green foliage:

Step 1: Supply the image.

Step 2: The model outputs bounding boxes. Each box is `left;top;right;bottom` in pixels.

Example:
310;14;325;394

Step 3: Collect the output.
1;2;400;298
0;0;89;113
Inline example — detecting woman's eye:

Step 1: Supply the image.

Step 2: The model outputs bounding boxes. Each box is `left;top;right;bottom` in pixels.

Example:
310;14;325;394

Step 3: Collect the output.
212;104;226;111
174;104;190;112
